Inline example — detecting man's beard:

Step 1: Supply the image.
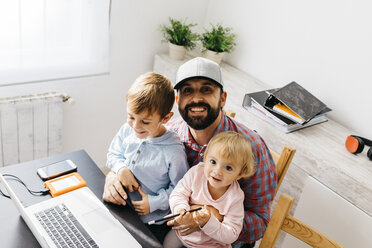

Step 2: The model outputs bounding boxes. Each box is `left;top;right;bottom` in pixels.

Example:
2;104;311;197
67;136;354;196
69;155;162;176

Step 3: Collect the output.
179;100;221;130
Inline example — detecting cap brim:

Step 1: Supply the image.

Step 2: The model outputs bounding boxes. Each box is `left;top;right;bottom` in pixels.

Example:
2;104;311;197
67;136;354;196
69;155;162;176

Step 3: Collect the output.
174;76;223;90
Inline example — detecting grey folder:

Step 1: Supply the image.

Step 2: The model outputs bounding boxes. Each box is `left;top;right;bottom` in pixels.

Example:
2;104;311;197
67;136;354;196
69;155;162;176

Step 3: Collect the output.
264;81;329;124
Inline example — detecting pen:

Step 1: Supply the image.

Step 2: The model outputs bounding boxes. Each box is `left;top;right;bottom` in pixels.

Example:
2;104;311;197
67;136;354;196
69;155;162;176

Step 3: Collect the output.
147;207;202;225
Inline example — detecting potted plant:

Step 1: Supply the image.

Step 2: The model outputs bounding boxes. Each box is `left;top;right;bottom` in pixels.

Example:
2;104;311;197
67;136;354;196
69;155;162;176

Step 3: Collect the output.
200;24;236;64
159;17;199;60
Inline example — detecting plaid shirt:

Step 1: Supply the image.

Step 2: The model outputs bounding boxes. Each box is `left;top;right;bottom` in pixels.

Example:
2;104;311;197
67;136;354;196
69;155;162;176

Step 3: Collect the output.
167;112;277;243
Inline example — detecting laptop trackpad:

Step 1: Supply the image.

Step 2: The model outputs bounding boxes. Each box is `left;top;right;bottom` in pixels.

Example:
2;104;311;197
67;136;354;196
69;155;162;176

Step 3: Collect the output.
80;208;140;246
81;208;115;235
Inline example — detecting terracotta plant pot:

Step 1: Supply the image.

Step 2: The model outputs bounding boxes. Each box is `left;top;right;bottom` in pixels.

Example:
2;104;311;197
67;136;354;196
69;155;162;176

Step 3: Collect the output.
168;42;186;60
203;50;225;64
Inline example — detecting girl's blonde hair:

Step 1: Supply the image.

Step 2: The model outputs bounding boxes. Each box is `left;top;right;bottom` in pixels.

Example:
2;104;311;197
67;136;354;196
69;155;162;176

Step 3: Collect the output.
126;72;174;118
204;131;256;178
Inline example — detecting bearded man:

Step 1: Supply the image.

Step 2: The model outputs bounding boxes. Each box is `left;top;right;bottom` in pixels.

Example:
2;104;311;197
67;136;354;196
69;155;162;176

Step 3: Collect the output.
166;57;276;248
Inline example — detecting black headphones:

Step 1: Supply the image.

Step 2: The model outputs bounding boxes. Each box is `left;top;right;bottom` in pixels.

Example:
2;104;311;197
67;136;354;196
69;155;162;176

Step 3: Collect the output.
345;135;372;160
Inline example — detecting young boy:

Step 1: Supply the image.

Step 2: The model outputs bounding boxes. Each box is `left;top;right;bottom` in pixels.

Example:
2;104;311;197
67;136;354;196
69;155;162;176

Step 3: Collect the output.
105;72;189;243
163;131;256;248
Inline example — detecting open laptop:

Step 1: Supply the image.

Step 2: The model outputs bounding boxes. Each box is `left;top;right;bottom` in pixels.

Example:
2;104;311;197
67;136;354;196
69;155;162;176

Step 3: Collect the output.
0;173;141;248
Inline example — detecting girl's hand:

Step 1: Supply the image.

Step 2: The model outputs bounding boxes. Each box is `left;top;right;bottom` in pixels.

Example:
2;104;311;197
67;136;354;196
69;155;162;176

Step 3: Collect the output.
168;210;199;236
193;205;211;228
191;204;224;222
131;187;150;215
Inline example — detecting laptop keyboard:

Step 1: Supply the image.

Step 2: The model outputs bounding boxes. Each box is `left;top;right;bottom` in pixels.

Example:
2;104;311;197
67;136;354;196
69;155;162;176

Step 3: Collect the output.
35;203;99;248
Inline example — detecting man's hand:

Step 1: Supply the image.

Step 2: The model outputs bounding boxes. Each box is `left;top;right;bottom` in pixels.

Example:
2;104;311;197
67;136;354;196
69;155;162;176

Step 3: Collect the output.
102;171;127;205
117;167;139;192
131;187;150;215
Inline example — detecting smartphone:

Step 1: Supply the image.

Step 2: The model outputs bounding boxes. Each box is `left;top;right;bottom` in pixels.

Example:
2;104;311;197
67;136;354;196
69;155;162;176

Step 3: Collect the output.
37;160;77;181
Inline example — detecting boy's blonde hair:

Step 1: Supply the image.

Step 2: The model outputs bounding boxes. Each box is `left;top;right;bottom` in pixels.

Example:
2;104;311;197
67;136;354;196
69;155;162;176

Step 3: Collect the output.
204;131;256;178
126;72;175;118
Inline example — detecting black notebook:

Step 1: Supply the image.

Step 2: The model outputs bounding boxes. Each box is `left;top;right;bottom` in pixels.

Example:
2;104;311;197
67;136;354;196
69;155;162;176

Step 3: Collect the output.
264;81;329;124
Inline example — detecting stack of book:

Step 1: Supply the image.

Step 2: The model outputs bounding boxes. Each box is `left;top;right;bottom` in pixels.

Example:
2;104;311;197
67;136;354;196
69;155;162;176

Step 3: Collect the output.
242;82;331;133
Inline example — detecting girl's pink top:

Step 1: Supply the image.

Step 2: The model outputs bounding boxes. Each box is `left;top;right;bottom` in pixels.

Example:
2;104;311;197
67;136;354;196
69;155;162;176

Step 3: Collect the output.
169;162;244;248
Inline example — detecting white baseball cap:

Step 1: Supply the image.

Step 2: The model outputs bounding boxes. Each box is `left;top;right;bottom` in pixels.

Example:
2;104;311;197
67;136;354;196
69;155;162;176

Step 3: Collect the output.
174;57;223;89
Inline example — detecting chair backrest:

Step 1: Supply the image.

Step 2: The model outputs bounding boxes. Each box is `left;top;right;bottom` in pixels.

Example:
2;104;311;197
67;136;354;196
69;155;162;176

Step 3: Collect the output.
224;109;236;118
259;193;344;248
269;146;296;197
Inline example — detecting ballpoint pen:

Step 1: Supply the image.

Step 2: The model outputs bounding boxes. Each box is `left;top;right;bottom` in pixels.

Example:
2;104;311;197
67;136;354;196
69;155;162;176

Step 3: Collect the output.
147;207;202;225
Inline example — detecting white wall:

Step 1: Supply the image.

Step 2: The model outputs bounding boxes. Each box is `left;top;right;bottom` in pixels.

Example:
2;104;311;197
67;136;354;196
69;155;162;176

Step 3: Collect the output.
0;0;209;170
3;0;370;169
205;0;372;139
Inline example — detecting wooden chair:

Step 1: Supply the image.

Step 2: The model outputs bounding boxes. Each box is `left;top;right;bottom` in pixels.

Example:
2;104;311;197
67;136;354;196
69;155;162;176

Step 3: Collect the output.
224;109;236;118
259;193;344;248
225;111;298;247
270;147;296;197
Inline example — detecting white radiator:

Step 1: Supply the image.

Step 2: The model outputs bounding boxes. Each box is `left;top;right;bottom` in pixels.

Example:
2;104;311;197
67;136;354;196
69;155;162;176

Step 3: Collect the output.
0;92;69;166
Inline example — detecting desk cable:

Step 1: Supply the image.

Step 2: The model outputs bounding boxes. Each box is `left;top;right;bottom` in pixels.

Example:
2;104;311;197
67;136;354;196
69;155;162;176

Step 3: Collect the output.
0;174;50;199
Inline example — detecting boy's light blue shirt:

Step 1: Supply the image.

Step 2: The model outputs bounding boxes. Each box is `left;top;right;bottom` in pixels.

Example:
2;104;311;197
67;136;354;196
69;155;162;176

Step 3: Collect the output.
106;123;189;223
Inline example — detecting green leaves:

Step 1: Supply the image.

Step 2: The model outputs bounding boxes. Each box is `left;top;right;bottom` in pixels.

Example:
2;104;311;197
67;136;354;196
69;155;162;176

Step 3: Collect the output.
201;24;236;53
159;18;236;54
159;18;199;50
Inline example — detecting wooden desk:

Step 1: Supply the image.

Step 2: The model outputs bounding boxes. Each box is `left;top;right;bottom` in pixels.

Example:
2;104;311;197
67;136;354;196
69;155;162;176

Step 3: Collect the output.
0;150;161;248
153;53;372;218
